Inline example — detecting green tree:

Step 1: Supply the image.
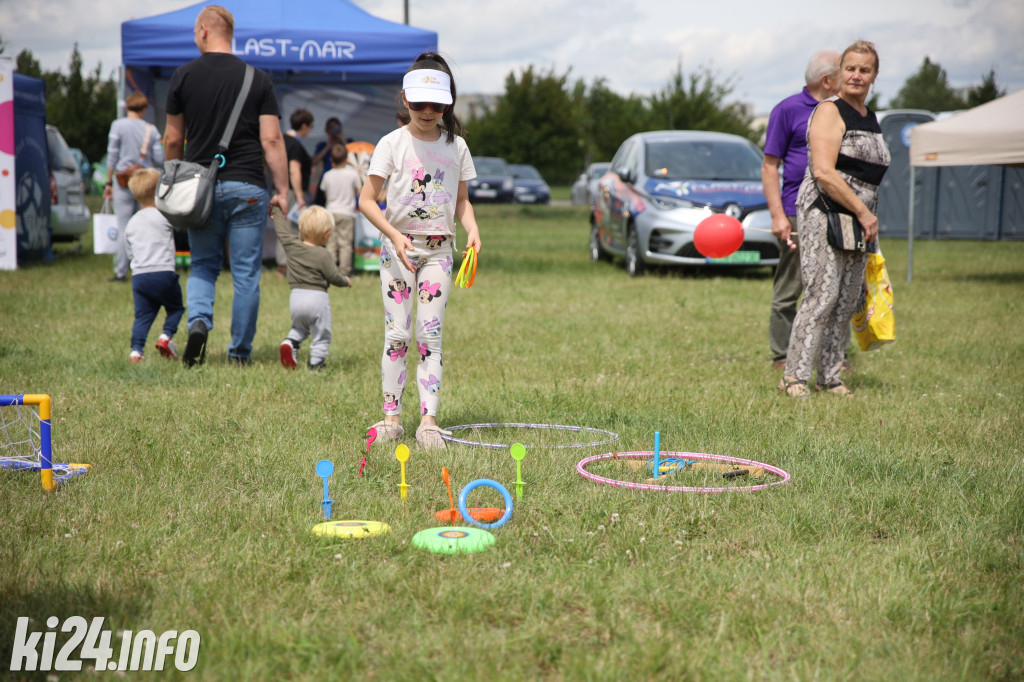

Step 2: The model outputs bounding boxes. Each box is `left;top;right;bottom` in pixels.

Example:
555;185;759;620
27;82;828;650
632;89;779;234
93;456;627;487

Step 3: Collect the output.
466;66;580;184
573;77;645;166
646;61;753;140
888;57;965;111
966;69;1004;108
469;61;758;183
14;49;44;78
11;44;118;163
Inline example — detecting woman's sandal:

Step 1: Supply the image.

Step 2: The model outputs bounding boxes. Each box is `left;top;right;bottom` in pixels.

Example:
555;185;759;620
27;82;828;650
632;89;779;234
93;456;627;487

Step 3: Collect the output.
778;376;810;398
815;382;854;397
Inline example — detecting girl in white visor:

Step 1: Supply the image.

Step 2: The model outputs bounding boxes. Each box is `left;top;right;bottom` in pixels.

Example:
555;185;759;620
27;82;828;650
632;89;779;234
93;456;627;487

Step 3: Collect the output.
359;52;482;450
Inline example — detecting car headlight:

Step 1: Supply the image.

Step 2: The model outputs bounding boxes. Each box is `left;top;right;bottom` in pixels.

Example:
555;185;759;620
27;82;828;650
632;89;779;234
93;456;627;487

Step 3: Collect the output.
649;195;695;210
742;208;772;231
503;178;514;191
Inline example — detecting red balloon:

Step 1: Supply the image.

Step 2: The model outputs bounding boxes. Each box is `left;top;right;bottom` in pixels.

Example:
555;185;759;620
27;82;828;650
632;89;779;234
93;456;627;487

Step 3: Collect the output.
693;214;744;259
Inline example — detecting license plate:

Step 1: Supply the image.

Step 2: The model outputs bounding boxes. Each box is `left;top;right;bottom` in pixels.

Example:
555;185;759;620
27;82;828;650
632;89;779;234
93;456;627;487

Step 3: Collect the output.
476;189;497;198
711;250;760;264
518;194;537;202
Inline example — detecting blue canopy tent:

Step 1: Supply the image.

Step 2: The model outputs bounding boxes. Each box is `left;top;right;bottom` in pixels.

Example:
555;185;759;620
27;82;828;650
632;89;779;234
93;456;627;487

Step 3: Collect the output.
120;0;438;143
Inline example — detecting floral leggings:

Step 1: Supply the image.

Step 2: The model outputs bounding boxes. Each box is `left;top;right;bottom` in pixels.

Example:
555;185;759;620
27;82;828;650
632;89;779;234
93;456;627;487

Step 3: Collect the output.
379;234;454;417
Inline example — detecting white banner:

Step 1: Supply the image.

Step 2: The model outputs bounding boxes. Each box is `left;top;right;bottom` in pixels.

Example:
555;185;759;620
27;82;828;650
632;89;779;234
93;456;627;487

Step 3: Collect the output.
0;59;16;270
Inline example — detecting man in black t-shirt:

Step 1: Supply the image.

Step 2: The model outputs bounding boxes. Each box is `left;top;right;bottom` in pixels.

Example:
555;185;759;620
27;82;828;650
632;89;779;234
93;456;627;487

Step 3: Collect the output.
274;109;314;277
285;109;314;205
163;4;289;367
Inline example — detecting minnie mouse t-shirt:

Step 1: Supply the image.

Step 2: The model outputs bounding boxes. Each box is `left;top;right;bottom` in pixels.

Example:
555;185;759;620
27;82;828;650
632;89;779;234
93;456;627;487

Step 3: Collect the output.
368;127;476;237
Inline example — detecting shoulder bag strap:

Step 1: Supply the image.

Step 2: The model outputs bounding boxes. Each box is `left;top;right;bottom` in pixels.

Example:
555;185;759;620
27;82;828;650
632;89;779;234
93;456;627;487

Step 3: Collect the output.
808;98;857;216
814;176;834;212
216;65;255;158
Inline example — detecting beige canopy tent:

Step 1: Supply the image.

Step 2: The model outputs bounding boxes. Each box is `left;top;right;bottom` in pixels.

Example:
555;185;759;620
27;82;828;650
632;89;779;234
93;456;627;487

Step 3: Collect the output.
905;89;1024;281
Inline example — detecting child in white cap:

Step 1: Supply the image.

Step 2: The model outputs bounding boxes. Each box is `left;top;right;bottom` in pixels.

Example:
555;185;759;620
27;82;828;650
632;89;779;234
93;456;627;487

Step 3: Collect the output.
358;52;482;450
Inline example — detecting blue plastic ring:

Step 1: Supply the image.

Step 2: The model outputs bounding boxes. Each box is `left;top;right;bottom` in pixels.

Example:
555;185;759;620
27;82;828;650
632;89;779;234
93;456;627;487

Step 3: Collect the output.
457;479;513;530
215;153;226;168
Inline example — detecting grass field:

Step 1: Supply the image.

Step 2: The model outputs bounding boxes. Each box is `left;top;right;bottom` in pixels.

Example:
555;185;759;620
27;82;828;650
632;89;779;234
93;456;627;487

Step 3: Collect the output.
1;203;1022;680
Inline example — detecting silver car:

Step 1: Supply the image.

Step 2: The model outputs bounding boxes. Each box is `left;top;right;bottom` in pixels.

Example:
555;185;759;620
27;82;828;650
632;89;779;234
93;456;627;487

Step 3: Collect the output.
590;131;779;276
46;125;91;245
571;162;610;206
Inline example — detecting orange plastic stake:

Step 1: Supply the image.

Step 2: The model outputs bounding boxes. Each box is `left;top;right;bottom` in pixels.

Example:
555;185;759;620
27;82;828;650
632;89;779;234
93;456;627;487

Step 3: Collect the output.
442;467;456;516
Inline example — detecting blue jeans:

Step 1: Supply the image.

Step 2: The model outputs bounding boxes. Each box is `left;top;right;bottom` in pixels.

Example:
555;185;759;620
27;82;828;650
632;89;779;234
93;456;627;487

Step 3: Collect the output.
131;271;185;353
186;181;269;360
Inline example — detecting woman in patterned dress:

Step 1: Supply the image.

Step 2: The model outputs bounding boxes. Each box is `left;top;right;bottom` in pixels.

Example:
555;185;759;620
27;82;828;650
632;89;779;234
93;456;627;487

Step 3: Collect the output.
780;40;890;397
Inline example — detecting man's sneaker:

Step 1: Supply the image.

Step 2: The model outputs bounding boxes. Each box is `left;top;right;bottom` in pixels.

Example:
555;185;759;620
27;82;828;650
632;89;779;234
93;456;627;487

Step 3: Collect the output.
308;359;326;372
369;420;404;441
182;319;208;368
155;334;178;360
227;355;251;366
416;424;452;450
280;339;298;369
129;350;144;363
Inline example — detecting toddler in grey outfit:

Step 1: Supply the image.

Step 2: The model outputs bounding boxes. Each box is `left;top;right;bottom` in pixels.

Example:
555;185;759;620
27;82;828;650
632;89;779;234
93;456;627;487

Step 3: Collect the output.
124;169;183;363
274;206;351;370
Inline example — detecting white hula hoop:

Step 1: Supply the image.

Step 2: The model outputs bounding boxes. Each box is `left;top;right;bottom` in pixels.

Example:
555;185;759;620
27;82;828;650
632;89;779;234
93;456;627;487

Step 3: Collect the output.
576;451;791;494
442;423;619;450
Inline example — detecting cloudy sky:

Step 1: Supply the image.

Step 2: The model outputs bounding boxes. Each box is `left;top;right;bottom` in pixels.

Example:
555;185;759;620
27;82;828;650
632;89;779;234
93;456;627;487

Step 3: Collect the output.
2;0;1021;114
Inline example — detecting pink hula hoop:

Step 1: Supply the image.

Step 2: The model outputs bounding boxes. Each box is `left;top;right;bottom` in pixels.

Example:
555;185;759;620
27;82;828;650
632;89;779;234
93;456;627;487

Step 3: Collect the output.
576;451;791;494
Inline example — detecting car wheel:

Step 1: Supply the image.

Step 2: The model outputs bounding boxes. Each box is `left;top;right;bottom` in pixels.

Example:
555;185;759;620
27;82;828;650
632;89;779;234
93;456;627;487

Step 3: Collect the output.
626;226;645;276
590;223;611;263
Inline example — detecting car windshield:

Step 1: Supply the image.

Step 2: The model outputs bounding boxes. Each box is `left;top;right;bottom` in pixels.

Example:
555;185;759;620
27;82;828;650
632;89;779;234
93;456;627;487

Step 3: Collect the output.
510;165;542;180
46;129;79;172
475;158;508;175
644;140;762;181
589;164;610;180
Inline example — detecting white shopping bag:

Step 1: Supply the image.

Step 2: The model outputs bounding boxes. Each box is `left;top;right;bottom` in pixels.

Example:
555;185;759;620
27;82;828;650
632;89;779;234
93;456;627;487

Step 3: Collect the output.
92;200;119;255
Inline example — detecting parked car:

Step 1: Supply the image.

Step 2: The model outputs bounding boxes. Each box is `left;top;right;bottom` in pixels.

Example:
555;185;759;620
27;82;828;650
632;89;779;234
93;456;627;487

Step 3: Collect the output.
69;148;92;192
509;164;550;204
467;156;515;203
590;130;779;276
45;125;91;243
571;162;610;206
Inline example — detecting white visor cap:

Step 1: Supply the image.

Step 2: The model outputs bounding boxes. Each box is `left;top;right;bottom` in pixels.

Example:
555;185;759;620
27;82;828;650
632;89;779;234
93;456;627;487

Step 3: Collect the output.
402;69;453;105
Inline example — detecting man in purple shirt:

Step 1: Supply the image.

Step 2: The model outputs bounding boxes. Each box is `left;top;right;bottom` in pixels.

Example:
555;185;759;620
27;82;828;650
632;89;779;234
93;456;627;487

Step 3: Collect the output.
761;51;840;368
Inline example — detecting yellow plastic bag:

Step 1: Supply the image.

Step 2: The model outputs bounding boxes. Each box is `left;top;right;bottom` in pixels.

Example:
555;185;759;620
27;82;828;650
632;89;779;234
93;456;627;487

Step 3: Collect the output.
852;252;894;351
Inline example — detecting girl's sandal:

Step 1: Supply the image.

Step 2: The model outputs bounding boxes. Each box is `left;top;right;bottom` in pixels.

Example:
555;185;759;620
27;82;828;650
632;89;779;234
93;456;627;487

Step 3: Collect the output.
816;382;854;397
415;424;452;450
778;376;810;398
369;420;405;441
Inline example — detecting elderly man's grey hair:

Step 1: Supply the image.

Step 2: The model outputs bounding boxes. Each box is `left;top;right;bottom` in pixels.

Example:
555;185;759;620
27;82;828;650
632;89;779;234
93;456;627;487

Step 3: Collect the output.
805;51;840;85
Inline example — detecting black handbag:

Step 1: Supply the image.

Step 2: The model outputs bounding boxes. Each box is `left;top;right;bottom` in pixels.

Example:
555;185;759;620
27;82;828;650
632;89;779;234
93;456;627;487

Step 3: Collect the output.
814;184;875;253
157;65;254;231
